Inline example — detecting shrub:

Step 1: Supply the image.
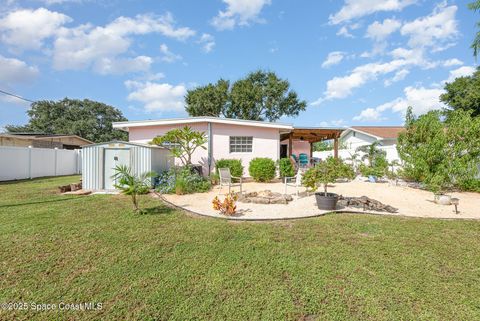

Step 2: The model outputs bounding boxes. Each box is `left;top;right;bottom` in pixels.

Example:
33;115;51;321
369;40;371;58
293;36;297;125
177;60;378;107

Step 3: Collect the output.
302;157;354;194
112;165;155;213
457;178;480;192
278;158;295;178
248;158;276;182
215;159;244;178
156;166;211;194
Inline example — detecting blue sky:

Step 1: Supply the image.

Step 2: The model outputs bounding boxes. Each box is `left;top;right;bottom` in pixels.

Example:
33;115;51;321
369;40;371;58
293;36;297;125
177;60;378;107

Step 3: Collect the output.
0;0;478;129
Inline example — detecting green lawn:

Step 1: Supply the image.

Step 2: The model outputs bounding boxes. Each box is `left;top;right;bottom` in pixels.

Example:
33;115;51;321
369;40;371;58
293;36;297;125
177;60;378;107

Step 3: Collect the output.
1;176;480;320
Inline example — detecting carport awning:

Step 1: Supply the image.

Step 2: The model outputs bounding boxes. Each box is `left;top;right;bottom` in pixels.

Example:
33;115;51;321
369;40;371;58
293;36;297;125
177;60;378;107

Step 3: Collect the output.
280;128;344;143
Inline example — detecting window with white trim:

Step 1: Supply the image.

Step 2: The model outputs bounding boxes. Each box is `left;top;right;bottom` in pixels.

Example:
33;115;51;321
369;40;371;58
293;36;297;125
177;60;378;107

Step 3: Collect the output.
229;136;253;153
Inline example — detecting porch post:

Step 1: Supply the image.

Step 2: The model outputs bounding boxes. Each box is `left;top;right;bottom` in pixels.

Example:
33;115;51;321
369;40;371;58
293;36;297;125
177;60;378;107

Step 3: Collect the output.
334;137;339;159
310;142;313;158
288;132;293;157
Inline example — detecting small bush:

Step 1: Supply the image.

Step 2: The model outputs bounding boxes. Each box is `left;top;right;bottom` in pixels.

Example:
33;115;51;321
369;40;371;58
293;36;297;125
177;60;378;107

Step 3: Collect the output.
215;159;244;178
278;158;295;178
249;158;276;182
156;166;211;194
458;178;480;192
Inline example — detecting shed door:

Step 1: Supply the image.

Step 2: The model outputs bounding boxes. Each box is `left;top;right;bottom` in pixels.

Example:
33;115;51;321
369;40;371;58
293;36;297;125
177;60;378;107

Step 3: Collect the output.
104;148;130;190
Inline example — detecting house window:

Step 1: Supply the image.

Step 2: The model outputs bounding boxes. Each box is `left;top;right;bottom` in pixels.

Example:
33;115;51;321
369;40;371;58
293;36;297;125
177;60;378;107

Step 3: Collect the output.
353;132;356;137
229;136;253;153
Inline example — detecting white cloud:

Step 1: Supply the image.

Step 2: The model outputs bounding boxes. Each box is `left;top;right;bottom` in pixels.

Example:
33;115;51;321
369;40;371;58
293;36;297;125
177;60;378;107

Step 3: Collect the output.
384;68;409;86
336;26;354;38
446;66;476;82
211;0;271;30
159;44;182;63
366;18;401;41
0;55;39;83
318;119;347;127
353;108;384;121
329;0;416;25
0;8;71;50
94;56;152;75
400;3;458;49
52;12;194;73
197;33;215;53
321;51;345;68
442;58;463;67
125;80;187;112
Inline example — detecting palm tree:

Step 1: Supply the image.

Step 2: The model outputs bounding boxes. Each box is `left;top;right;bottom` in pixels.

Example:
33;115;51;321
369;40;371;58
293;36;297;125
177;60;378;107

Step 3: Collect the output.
470;0;480;58
112;165;155;212
355;142;386;167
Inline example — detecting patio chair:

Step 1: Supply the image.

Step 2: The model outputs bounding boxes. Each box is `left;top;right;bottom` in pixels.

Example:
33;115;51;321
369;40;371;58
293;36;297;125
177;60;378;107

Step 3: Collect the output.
289;155;299;171
284;168;305;196
218;168;243;194
291;154;298;162
299;153;309;167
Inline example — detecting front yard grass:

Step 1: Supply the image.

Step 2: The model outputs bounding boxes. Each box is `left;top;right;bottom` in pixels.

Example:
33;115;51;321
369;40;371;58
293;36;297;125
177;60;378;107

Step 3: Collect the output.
1;176;480;320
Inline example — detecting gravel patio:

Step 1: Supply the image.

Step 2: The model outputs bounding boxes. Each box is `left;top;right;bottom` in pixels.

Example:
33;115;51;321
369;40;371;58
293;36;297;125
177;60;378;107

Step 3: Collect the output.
161;180;480;220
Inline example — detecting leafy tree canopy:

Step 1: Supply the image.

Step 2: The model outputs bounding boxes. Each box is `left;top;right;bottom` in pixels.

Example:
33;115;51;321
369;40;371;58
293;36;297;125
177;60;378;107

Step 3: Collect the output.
5;98;127;143
150;126;207;166
440;66;480;117
397;107;480;194
184;70;307;122
185;79;230;117
470;0;480;57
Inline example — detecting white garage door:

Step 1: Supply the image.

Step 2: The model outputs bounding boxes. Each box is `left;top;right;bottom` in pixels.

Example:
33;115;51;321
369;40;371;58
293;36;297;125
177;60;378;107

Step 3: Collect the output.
104;148;130;190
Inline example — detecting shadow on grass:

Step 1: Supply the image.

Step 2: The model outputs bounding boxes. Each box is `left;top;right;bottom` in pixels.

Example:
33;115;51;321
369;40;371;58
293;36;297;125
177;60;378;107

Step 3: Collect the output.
0;197;79;208
140;206;176;216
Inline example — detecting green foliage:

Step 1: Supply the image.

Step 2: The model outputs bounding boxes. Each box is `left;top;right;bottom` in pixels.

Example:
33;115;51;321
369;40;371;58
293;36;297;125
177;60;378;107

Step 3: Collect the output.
5;98;128;142
156;167;211;195
215;159;244;178
302;157;354;194
185;70;307;122
313;141;332;151
150;126;207;166
248;157;276;182
440;67;480;117
278;158;295;178
457;178;480;192
112;165;155;212
185;79;230;117
397;107;480;194
356;142;389;178
469;0;480;58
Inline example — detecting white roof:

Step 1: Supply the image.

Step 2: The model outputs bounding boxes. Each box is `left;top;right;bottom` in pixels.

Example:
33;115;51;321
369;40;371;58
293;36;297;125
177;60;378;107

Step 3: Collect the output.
113;116;294;131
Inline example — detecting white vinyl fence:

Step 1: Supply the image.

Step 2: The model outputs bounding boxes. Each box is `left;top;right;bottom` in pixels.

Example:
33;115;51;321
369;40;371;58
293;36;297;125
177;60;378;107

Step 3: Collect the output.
0;146;82;181
313;145;400;163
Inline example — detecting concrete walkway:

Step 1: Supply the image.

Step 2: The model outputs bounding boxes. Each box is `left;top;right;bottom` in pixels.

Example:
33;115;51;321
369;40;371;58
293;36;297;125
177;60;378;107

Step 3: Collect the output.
160;180;480;221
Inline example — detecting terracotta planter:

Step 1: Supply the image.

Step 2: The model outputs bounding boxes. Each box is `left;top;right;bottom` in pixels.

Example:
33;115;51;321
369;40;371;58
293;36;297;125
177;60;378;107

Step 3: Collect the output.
315;192;338;210
434;194;451;205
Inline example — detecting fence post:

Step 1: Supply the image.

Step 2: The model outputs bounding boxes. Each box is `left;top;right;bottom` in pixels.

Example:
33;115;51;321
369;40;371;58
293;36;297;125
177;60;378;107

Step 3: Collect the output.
28;145;32;179
54;147;58;176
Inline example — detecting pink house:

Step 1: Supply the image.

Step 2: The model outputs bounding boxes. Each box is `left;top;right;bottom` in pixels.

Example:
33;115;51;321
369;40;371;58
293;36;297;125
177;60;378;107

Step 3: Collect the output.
113;117;343;176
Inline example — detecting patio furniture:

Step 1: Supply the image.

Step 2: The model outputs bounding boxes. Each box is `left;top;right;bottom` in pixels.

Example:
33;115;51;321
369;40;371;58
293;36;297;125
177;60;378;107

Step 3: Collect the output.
218;168;243;194
289;155;299;171
284;169;305;196
291;154;298;162
299;153;309;167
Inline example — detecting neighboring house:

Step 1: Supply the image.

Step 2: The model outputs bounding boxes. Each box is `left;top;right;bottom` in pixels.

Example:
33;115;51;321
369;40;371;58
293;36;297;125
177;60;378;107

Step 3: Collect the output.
0;133;93;149
340;126;405;149
113;117;343;176
313;126;405;162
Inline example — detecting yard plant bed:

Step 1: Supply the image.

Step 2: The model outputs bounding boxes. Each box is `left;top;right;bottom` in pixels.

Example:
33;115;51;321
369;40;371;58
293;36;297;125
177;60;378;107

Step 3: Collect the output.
1;176;480;320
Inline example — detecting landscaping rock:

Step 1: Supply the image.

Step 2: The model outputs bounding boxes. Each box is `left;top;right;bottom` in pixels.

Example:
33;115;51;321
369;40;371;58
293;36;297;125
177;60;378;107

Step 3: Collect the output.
237;190;293;204
338;195;398;213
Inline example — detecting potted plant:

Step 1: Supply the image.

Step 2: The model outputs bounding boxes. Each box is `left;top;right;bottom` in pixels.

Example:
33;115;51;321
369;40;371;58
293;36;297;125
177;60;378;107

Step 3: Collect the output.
302;157;354;210
428;171;452;205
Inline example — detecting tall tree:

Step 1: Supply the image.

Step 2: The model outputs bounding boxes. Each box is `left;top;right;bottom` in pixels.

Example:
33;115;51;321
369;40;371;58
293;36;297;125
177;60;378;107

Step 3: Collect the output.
440;67;480;117
184;70;307;122
228;70;306;121
470;0;480;58
397;107;480;193
5;98;128;142
185;79;229;117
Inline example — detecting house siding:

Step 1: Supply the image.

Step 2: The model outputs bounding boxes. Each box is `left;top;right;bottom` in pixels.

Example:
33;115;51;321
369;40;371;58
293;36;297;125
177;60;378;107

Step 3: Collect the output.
128;122;280;176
